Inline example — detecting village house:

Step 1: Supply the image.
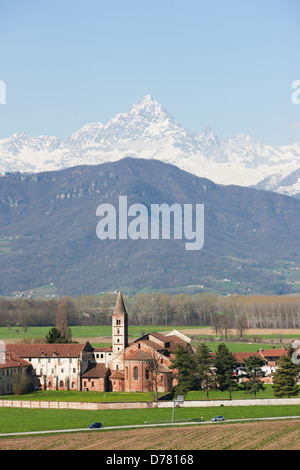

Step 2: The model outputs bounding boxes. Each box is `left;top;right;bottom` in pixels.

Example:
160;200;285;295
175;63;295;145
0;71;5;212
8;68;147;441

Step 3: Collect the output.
233;347;289;383
0;350;38;395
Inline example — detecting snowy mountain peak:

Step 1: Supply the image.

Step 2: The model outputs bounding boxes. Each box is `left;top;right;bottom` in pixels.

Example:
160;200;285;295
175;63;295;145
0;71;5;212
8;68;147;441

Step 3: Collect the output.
0;95;299;197
132;94;163;112
198;124;221;146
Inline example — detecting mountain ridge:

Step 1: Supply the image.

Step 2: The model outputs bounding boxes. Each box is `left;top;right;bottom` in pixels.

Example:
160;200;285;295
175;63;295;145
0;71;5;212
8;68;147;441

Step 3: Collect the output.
1;95;300;197
0;157;299;297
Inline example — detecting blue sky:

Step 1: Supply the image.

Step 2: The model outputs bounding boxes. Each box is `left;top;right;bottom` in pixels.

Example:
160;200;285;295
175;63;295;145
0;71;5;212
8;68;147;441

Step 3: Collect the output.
0;0;300;145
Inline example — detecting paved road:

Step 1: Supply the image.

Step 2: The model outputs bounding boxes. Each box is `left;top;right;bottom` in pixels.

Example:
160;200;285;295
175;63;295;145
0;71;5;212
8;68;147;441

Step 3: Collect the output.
1;415;300;438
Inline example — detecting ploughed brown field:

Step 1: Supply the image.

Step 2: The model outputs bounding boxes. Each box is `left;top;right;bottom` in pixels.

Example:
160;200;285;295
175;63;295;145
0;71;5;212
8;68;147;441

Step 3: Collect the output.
1;420;300;450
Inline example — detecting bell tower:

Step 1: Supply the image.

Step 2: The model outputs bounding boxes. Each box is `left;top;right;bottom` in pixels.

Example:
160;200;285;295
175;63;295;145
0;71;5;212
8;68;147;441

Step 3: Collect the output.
112;291;128;355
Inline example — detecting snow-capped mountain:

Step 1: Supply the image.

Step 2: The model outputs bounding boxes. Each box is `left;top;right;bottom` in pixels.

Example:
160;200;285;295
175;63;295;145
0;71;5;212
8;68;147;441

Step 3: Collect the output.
1;94;300;196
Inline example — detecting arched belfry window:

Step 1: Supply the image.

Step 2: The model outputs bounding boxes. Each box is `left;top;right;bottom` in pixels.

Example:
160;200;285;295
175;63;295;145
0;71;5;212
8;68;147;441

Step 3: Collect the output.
116;318;121;325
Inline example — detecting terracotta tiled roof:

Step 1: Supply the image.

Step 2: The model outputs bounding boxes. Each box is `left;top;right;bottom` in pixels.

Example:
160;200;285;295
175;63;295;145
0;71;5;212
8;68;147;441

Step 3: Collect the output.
165;335;187;344
6;342;90;359
0;351;31;369
81;363;109;378
157;364;172;374
234;352;261;362
259;348;288;358
149;332;168;342
110;370;124;379
125;349;153;361
234;348;288;363
140;339;165;351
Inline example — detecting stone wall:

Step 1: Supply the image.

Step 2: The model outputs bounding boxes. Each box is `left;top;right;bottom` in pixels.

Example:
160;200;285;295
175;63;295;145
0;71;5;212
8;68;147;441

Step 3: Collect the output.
1;397;300;410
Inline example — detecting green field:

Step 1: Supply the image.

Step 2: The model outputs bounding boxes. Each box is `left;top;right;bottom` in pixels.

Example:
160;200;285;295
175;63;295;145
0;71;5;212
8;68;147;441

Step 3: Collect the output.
0;390;159;403
0;384;295;403
0;325;195;340
185;384;280;400
0;324;295;342
1;405;300;435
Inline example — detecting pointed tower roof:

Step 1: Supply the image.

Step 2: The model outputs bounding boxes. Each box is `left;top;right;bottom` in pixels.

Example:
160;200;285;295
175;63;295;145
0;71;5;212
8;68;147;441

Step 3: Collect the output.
113;291;127;315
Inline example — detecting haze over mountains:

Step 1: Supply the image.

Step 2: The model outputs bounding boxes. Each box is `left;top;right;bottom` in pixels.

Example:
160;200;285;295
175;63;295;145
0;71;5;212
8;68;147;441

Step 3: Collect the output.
1;95;300;198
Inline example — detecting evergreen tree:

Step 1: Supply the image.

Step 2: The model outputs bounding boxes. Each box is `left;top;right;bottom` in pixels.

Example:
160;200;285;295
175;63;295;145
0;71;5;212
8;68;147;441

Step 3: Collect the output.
169;345;194;397
272;354;300;398
243;355;266;398
214;343;239;399
195;343;216;399
45;326;72;343
45;327;62;343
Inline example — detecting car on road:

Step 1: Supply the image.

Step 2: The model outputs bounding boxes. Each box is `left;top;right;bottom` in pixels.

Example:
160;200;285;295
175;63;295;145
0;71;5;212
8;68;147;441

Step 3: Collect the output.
89;422;102;429
210;416;225;422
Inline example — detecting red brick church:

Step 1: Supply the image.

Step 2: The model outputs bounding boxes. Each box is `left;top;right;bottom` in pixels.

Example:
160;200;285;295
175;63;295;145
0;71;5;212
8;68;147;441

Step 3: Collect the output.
82;291;193;393
4;292;192;394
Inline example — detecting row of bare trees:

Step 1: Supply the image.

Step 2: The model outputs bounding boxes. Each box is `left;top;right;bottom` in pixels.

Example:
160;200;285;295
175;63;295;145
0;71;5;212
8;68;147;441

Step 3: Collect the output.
0;292;300;330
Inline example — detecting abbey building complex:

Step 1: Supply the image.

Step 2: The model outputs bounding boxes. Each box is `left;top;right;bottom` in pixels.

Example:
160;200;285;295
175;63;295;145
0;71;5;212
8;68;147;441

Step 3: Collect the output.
1;292;192;394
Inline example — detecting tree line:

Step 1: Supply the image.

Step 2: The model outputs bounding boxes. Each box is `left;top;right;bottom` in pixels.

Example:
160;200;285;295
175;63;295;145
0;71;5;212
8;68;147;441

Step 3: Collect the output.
0;292;300;330
171;343;300;399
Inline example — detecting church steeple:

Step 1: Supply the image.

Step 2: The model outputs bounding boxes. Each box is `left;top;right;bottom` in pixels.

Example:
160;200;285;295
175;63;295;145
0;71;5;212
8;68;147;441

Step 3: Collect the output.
112;291;128;355
114;291;127;315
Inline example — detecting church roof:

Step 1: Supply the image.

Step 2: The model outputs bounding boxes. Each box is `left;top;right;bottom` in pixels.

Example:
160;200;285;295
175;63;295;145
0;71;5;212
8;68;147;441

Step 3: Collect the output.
81;363;109;378
125;349;153;361
113;291;127;315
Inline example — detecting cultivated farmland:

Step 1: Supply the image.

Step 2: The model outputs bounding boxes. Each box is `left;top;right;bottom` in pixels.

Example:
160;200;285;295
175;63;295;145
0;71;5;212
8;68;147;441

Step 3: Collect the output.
1;419;300;450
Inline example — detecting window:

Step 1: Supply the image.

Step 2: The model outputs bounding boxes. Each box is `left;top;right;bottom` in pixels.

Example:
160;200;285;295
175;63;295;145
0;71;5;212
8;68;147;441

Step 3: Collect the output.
134;367;138;380
59;380;64;387
145;368;150;380
116;318;121;325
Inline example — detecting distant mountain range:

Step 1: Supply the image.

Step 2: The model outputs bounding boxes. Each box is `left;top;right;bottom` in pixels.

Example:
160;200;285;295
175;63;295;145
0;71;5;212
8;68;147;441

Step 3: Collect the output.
0;158;299;297
1;95;300;198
